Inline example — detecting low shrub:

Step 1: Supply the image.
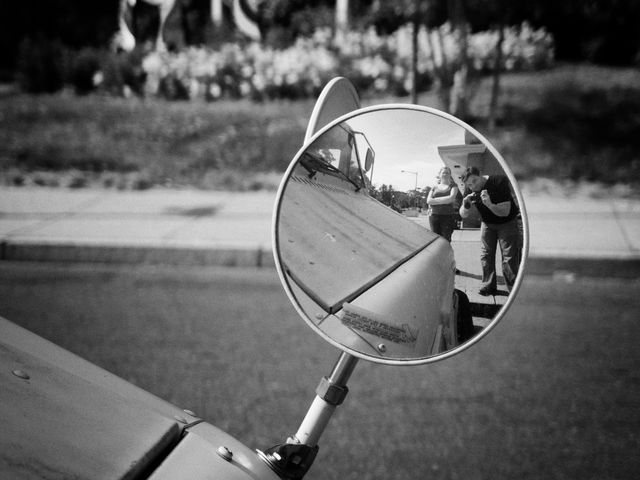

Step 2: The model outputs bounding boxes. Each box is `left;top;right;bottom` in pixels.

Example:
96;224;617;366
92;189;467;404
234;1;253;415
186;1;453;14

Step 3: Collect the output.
141;22;554;101
17;41;148;97
15;23;554;101
504;83;640;184
71;48;102;95
16;37;70;93
103;49;148;96
67;172;88;189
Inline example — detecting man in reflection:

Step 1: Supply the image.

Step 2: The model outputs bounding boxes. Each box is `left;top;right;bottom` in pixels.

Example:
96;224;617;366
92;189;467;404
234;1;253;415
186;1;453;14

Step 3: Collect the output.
459;167;521;295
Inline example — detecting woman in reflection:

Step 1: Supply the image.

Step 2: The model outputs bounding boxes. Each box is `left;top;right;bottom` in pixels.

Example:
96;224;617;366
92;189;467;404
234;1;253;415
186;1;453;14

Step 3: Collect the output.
426;167;460;242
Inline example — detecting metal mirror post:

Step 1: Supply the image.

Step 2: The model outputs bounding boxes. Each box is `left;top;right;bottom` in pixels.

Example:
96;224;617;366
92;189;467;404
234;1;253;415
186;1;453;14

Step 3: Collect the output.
257;352;359;480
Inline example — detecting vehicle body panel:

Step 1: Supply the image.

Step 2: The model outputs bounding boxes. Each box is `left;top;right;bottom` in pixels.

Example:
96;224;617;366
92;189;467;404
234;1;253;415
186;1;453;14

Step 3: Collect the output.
0;316;196;479
149;423;280;480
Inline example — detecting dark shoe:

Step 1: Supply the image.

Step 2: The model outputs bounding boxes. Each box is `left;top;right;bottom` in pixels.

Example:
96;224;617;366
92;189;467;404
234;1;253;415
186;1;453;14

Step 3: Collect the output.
478;286;496;296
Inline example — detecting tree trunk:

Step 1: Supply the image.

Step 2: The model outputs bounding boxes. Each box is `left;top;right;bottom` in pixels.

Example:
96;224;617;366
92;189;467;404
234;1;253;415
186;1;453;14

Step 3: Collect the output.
488;23;505;132
450;25;468;118
335;0;349;39
411;0;419;104
432;27;453;111
448;0;469;119
211;0;223;27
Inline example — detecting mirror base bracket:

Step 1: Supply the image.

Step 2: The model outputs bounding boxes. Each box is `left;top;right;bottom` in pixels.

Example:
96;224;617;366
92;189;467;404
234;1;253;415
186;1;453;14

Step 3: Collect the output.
256;443;319;480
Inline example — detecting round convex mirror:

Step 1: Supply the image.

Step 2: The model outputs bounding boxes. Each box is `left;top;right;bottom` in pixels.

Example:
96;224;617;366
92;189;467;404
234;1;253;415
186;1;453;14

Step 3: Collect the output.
273;105;528;365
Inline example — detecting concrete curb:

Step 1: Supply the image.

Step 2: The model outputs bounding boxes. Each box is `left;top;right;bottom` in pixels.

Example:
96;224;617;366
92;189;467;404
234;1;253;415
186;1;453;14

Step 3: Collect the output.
1;240;275;269
525;255;640;279
1;188;638;278
2;239;638;278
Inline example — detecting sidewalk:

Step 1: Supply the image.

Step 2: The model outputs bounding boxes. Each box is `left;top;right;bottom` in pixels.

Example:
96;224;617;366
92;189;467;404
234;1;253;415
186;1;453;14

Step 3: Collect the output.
1;187;638;277
521;192;639;277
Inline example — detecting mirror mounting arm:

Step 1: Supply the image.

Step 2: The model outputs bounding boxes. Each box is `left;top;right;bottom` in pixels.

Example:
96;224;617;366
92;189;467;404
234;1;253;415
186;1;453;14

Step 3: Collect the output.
290;352;357;446
257;353;358;480
256;443;319;480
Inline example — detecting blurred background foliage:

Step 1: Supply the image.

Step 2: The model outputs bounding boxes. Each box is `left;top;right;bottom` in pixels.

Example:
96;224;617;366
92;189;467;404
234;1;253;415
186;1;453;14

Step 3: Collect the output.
0;0;639;192
2;0;639;75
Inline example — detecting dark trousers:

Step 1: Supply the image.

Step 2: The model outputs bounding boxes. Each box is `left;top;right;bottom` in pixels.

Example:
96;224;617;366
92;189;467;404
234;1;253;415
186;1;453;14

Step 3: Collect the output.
429;214;456;242
480;218;521;291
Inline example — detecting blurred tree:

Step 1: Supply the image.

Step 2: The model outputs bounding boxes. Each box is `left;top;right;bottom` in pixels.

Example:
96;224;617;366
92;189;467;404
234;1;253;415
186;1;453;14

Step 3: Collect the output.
0;0;118;79
464;0;533;130
527;0;640;65
2;0;638;83
366;0;448;106
15;36;68;92
126;0;213;49
179;0;209;45
370;183;394;207
258;0;334;47
369;184;414;210
124;0;178;51
447;0;470;119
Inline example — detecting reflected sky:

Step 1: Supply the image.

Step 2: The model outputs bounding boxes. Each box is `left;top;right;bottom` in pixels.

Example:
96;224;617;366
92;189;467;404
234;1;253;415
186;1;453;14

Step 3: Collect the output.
346;109;466;192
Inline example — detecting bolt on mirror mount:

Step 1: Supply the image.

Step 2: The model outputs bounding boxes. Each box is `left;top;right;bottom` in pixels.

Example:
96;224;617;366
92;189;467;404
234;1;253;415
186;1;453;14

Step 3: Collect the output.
256;352;357;480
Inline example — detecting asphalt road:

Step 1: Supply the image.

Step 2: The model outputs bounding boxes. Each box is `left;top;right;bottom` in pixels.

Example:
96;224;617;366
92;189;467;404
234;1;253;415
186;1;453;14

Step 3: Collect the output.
1;262;639;480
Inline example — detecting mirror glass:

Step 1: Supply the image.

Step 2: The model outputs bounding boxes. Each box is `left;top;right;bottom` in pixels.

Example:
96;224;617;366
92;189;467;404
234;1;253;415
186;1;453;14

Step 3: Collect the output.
274;106;527;364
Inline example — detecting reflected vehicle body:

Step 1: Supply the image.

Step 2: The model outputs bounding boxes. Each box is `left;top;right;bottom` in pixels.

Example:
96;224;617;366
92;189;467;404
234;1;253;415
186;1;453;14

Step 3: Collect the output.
276;115;468;361
274;106;527;364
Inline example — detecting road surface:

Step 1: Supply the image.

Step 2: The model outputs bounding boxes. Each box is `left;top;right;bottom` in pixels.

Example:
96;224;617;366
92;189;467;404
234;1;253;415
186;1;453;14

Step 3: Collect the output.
0;262;638;480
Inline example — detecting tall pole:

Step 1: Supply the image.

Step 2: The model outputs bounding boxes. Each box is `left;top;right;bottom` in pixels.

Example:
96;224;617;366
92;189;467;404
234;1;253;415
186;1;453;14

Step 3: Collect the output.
488;22;505;132
411;0;419;104
211;0;223;27
401;170;418;207
335;0;349;40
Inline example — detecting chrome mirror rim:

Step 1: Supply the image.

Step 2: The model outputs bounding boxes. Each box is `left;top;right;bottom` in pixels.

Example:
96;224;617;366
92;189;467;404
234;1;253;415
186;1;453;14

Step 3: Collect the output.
272;103;530;366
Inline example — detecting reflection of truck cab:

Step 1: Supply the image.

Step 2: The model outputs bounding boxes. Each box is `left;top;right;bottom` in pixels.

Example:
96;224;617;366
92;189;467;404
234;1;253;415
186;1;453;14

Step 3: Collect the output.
279;122;467;360
299;122;374;194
